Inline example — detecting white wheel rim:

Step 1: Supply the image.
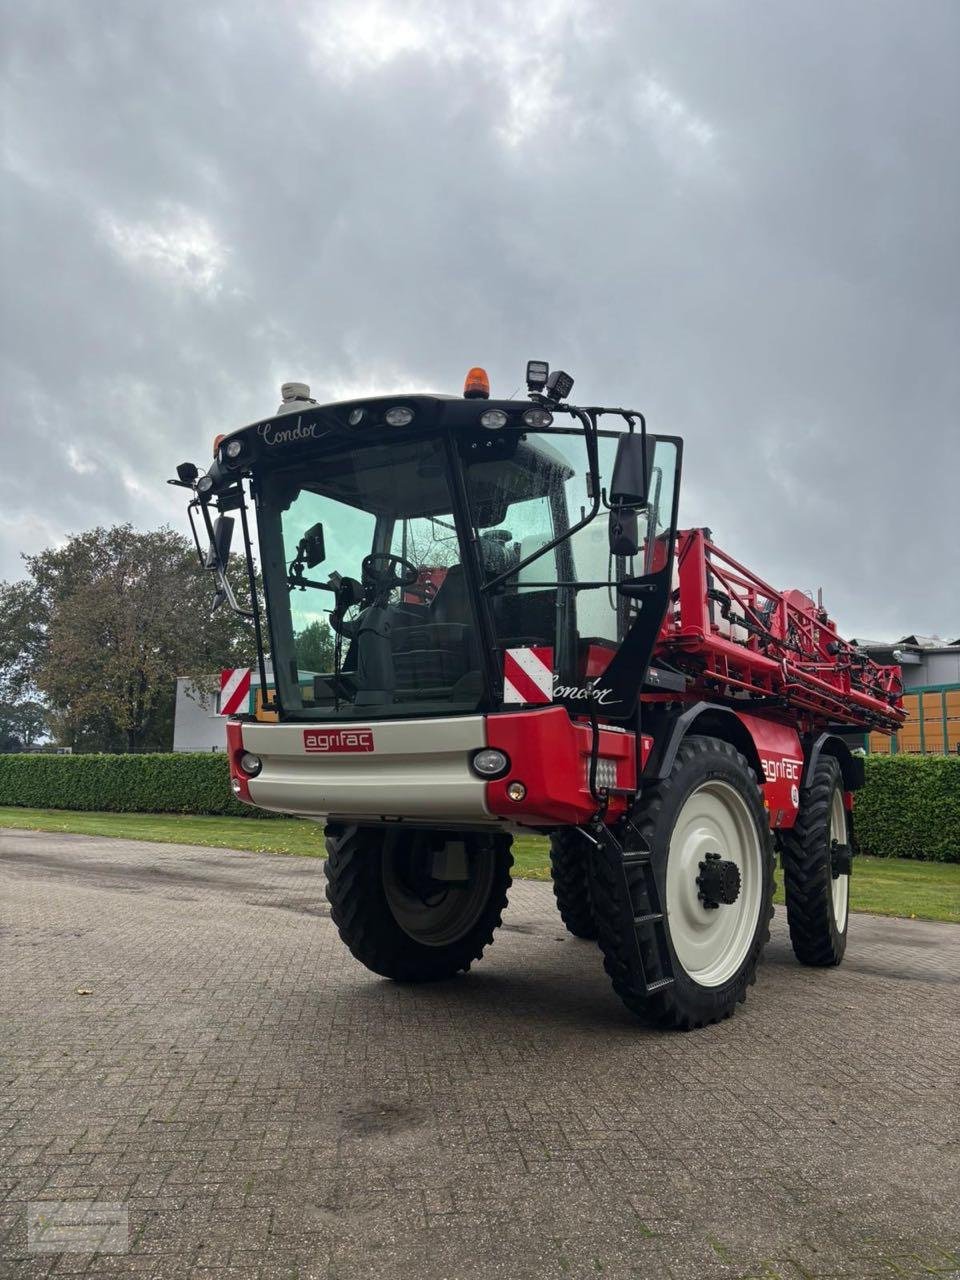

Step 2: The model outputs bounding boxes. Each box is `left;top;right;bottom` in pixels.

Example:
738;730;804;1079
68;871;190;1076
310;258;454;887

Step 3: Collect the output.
665;780;764;988
829;787;849;931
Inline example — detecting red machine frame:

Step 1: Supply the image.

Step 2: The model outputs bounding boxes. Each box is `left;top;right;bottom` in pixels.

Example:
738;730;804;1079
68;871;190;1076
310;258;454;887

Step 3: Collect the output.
658;528;903;734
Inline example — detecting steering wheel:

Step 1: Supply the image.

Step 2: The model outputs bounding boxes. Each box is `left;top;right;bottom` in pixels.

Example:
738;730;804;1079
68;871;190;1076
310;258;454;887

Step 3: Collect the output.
361;552;419;593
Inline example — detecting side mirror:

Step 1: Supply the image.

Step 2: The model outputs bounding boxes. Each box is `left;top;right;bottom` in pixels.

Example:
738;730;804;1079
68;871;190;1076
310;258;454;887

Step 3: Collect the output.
610;434;655;507
301;522;326;568
608;434;654;556
205;515;235;570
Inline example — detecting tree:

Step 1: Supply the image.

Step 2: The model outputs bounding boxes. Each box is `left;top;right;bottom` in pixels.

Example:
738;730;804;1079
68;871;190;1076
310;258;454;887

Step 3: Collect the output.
0;524;255;753
0;700;48;752
295;618;334;673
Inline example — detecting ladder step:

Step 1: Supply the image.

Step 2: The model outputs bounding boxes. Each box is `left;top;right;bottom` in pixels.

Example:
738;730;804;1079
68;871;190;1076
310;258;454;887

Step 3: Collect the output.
644;977;675;993
634;912;664;926
621;852;651;866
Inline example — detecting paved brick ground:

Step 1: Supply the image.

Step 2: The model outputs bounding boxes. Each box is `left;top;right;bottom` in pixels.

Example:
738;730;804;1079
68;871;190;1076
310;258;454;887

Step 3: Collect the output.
1;828;958;1280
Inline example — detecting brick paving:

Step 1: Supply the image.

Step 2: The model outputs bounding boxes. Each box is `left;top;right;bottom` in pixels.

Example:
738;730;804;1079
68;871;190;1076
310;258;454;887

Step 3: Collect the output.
1;827;958;1280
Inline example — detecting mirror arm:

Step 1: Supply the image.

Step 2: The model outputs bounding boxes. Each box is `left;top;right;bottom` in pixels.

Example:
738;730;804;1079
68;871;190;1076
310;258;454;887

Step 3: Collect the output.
186;501;209;569
197;494;253;620
237;487;272;706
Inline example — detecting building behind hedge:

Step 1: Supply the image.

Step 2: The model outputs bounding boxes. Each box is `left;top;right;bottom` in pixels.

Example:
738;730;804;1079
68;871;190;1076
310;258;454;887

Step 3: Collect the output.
172;665;315;752
851;635;960;755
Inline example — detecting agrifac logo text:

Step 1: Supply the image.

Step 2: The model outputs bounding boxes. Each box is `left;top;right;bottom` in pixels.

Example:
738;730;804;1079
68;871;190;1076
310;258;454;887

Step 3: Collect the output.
760;756;802;784
303;729;374;753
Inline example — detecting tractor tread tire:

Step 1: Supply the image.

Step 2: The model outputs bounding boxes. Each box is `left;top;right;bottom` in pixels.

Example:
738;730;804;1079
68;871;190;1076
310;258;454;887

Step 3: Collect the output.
549;829;598;940
324;827;512;983
588;736;775;1031
780;756;848;967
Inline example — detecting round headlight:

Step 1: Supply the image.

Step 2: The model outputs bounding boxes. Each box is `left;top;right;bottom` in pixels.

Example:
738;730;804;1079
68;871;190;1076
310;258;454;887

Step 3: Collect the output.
385;406;414;426
348;407;365;426
480;409;508;430
471;748;510;777
239;752;262;777
506;781;527;802
522;407;553;428
196;474;215;496
224;439;244;460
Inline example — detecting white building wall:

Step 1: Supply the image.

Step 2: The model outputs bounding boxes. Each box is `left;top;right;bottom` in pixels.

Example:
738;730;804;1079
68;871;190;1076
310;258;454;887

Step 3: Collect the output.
172;677;227;752
901;650;960;689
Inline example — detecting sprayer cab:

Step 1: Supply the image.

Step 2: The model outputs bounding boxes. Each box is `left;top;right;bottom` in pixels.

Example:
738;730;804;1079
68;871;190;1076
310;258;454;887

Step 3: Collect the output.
174;367;680;744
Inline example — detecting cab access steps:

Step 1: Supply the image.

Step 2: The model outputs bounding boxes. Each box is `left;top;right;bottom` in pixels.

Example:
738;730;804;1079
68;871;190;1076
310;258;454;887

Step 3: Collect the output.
584;817;675;996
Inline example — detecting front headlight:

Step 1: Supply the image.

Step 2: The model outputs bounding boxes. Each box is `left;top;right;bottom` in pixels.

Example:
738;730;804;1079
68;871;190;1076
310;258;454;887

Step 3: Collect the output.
522;407;553;428
480;409;508;430
385;406;414;426
471;748;510;777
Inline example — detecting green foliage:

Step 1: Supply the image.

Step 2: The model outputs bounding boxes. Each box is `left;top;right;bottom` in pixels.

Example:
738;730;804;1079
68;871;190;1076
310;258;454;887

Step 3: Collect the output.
0;524;254;753
0;700;48;753
0;751;956;857
295;618;334;672
0;752;280;818
855;754;960;863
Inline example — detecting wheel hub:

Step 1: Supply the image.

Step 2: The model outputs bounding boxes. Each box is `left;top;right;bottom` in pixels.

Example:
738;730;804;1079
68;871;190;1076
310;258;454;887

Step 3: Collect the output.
831;839;853;879
696;852;742;909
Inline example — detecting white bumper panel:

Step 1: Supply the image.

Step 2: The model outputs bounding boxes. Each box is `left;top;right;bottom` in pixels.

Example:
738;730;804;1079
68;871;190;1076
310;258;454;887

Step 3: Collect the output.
243;715;494;823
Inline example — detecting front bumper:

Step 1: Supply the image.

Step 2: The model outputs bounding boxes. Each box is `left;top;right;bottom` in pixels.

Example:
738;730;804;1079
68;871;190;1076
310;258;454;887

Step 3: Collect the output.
229;708;638;829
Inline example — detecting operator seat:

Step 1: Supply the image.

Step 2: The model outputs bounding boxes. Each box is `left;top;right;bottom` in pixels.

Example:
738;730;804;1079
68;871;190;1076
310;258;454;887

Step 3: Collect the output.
429;532;511;624
429;564;471;626
391;559;475;693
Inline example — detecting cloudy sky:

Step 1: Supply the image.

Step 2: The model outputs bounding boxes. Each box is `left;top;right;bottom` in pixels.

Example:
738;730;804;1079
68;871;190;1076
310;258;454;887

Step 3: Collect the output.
2;0;957;640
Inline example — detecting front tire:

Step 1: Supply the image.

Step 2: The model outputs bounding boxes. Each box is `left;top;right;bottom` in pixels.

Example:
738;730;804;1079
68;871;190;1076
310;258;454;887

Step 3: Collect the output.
780;755;850;966
324;827;512;982
549;829;598;939
589;736;775;1029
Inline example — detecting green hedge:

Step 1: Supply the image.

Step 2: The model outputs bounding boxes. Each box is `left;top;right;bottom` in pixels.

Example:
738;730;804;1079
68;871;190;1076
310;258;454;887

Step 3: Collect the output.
0;750;957;858
856;755;959;863
0;752;276;818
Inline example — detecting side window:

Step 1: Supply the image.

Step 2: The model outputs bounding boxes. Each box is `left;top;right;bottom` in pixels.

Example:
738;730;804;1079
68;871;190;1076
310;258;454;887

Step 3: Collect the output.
390;515;459;570
568;434;620;643
481;494;556;588
644;440;679;573
390;514;460;600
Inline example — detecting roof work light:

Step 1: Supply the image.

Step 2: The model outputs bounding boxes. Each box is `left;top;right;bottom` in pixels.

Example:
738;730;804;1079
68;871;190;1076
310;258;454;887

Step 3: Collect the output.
545;369;574;402
526;360;549;392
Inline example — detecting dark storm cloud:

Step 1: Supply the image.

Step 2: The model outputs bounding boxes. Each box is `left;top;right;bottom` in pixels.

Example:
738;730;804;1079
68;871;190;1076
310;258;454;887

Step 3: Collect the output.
1;0;957;637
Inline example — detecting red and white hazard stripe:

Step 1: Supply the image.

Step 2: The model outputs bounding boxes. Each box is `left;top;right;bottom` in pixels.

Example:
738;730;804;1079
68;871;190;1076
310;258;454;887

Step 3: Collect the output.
219;667;251;716
503;647;554;705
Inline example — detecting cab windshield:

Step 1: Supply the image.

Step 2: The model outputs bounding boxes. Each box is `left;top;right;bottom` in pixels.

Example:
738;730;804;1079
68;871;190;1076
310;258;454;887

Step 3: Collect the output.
255;427;677;719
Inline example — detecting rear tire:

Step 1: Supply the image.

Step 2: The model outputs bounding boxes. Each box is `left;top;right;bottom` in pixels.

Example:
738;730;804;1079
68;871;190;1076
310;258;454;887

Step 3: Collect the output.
324;827;512;982
588;736;775;1030
549;829;598;940
780;755;849;966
